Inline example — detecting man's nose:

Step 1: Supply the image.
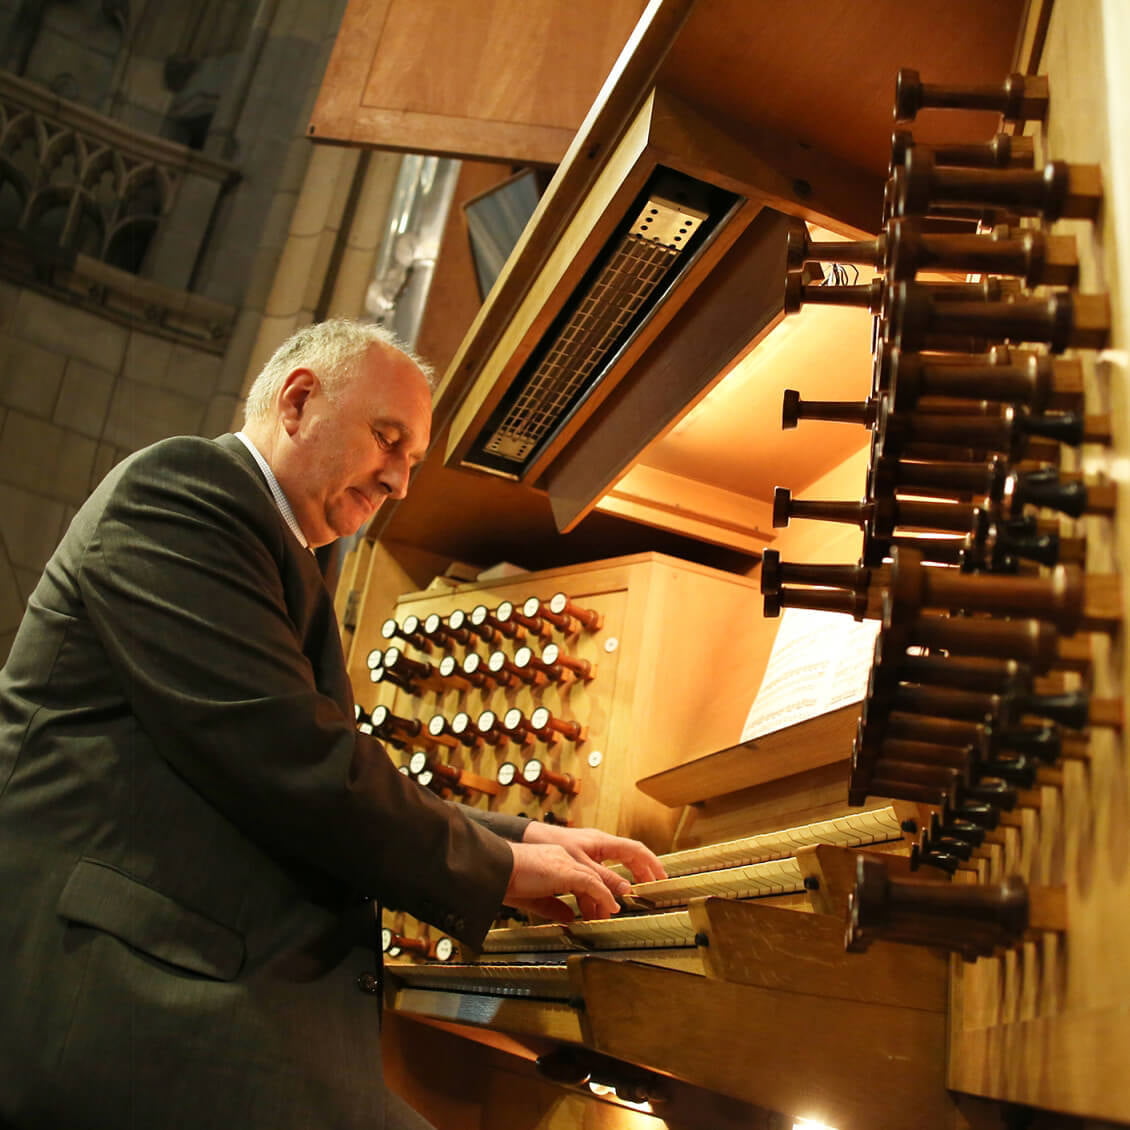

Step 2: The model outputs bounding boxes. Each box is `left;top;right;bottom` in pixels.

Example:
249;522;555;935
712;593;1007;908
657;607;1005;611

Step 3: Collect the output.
378;455;411;501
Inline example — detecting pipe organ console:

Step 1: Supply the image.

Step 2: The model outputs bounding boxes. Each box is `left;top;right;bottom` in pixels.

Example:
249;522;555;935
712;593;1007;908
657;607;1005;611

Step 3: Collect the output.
338;3;1126;1126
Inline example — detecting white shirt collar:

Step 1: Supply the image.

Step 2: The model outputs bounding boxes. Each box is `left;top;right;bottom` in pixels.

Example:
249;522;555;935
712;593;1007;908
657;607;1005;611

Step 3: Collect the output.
234;431;310;550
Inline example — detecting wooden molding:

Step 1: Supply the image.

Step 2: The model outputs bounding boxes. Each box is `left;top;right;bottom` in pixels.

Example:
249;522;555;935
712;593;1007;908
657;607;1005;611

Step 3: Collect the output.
308;0;646;164
596;463;776;555
636;703;860;808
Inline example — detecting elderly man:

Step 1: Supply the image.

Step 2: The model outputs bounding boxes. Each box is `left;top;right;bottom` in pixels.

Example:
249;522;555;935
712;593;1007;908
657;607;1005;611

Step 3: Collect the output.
0;319;664;1129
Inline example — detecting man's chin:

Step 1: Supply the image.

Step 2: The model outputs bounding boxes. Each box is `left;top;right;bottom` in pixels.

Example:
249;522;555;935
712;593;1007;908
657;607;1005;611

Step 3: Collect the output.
331;504;382;542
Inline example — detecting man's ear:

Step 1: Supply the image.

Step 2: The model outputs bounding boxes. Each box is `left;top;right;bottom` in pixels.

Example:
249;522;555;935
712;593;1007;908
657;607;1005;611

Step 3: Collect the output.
278;368;318;436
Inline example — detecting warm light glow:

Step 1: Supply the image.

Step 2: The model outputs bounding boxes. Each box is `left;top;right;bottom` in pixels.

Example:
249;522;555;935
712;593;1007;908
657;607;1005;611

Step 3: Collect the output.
793;1118;839;1130
586;1081;653;1114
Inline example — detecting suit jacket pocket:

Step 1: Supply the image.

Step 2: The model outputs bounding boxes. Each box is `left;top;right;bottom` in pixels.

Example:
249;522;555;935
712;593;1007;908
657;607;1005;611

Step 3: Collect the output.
57;858;246;980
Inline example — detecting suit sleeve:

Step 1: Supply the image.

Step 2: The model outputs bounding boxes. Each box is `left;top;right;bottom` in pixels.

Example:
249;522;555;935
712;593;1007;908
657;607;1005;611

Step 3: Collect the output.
76;438;512;947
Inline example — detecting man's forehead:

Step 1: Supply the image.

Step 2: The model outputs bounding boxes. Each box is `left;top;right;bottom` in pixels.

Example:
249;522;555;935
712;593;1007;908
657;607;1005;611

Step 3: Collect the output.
357;345;428;400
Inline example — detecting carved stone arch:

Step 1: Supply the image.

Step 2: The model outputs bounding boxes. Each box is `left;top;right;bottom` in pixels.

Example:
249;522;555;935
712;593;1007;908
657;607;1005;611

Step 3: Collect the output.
120;160;169;217
81;143;124;182
82;143;126;211
41;128;87;188
0;110;49;166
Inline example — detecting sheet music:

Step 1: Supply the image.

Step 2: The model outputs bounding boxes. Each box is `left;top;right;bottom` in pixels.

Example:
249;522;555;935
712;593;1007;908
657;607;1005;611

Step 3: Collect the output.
741;607;879;741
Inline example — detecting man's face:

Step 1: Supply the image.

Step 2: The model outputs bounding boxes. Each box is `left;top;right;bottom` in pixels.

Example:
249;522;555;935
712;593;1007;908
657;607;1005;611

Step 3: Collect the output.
281;344;432;547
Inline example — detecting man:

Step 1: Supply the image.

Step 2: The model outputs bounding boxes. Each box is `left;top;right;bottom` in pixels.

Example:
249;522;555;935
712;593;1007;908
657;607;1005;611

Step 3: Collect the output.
0;319;665;1129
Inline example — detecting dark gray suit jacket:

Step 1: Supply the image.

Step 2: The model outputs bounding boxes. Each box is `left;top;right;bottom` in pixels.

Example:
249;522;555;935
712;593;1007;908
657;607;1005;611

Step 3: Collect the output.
0;434;518;1129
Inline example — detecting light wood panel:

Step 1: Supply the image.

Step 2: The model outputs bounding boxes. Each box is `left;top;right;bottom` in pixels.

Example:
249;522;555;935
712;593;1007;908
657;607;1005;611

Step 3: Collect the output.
373;420;762;579
636;302;876;500
359;552;765;851
575;957;958;1130
310;0;646;163
662;0;1026;178
636;703;860;807
595;463;775;555
688;896;948;1012
345;538;457;697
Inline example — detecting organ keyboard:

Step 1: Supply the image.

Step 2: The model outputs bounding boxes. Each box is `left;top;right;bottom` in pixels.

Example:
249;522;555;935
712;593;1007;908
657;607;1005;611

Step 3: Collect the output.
383;806;954;1130
619;803;904;878
385;805;906;1004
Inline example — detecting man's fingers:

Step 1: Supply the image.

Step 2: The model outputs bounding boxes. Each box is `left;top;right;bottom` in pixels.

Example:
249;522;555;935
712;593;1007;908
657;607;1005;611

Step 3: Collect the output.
559;843;632;896
504;841;620;920
593;859;632;897
564;858;619;919
613;838;668;883
577;890;616;921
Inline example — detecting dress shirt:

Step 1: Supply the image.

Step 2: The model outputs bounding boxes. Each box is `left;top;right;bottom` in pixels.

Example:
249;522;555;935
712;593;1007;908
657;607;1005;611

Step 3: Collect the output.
234;431;309;550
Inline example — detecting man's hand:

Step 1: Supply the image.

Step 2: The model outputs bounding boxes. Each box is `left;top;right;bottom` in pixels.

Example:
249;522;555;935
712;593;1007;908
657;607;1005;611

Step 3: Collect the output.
522;821;668;884
502;823;668;923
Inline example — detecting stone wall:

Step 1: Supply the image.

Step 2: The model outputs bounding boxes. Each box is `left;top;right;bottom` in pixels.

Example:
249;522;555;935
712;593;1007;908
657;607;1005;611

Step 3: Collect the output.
0;277;226;656
0;0;354;663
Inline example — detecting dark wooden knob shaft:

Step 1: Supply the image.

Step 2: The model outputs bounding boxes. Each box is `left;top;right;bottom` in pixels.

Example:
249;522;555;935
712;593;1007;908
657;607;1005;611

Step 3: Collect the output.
759;550;873;597
435;654;473;692
548;592;602;631
890;129;1035;172
512;645;559;683
781;390;878;429
885;346;1080;414
369;704;421;741
529;706;584;743
448;711;483;750
895;151;1102;223
497;600;553;640
884;220;1078;288
475;709;509;747
382;929;433;957
380;615;432;653
893;68;1049;123
891;546;1107;634
888;613;1064;673
540;643;594;682
522;758;580;796
422;612;472;649
488;649;539;686
471;603;521;640
785;222;884;271
382;646;432;680
763;586;872;621
461;651;508;690
888;282;1110;355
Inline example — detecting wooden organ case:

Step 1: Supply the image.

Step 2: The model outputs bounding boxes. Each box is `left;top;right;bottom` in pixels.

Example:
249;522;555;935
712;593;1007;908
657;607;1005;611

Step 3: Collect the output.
332;1;1128;1127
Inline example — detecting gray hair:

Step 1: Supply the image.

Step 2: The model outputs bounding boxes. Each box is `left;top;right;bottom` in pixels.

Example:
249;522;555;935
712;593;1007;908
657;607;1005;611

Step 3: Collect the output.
243;319;434;425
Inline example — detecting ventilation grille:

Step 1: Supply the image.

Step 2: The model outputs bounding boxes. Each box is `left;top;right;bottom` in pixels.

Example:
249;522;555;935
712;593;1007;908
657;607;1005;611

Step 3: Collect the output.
464;169;738;478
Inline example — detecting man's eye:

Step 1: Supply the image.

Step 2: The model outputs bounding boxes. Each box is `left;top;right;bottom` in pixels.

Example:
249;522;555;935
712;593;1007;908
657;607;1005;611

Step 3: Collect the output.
374;431;393;450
